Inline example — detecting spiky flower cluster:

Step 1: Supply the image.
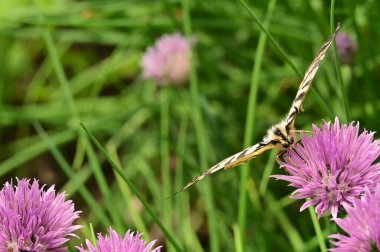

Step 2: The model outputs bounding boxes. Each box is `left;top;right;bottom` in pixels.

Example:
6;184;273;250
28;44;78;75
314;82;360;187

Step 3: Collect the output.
0;178;161;252
77;228;161;252
329;185;380;251
0;179;82;252
273;118;380;218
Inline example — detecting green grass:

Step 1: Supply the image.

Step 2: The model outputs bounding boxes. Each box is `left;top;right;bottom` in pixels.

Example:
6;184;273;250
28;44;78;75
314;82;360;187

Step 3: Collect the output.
1;0;380;251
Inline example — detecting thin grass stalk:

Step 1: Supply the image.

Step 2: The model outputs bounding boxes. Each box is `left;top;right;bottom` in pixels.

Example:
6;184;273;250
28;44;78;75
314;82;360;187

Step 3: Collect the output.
160;87;173;250
43;28;123;228
330;0;350;122
267;193;304;251
238;0;334;119
33;122;111;227
107;144;150;238
174;115;190;245
89;223;97;246
237;0;276;248
259;149;277;196
33;2;144;230
182;1;219;251
80;123;184;252
174;114;204;251
233;224;243;252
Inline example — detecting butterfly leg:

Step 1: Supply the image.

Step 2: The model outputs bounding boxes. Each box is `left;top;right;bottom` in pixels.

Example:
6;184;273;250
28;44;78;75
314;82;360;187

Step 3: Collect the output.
292;129;312;134
275;150;286;164
291;129;312;134
276;138;303;166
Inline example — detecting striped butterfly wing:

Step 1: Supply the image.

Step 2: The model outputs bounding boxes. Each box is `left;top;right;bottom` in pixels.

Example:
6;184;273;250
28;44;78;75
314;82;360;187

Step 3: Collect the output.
174;25;340;195
173;140;276;195
286;24;340;130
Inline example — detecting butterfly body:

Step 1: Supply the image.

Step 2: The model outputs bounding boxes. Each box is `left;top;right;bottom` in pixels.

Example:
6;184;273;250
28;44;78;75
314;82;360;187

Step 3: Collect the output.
174;25;340;195
263;119;295;149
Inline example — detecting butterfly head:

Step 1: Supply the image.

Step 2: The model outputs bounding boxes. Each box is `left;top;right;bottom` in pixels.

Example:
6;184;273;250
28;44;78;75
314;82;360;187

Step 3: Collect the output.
265;120;295;149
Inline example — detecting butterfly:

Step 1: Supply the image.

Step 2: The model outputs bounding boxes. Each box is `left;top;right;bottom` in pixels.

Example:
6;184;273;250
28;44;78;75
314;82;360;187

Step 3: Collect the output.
174;24;340;195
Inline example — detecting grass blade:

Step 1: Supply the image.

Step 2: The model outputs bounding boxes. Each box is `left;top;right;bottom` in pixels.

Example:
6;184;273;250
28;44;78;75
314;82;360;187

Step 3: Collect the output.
80;122;184;252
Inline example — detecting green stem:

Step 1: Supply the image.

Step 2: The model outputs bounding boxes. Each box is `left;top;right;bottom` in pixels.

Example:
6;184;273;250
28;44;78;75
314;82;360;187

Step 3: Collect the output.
308;205;327;252
107;144;149;238
233;224;243;252
33;122;111;227
182;1;219;251
43;27;123;228
42;30;78;118
330;0;350;122
237;0;276;248
259;149;277;196
80;123;184;252
174;114;203;251
238;0;334;119
160;87;173;247
267;193;304;251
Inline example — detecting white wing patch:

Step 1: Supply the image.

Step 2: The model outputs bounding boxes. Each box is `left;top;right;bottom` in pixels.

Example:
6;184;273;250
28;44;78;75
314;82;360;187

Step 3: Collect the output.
174;25;340;195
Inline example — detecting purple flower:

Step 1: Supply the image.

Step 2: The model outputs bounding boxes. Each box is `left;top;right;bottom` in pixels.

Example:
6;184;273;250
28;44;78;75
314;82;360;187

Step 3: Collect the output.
329;185;380;251
272;118;380;218
0;178;82;252
77;228;161;252
141;33;192;86
336;32;357;64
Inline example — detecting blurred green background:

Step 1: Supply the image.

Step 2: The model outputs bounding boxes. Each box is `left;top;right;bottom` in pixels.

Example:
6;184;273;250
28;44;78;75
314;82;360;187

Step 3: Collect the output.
1;0;379;251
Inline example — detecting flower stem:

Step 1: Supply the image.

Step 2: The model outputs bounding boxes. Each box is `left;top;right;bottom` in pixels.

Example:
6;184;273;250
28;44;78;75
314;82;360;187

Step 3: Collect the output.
160;87;173;242
308;204;327;252
237;0;276;248
330;0;350;122
182;1;219;251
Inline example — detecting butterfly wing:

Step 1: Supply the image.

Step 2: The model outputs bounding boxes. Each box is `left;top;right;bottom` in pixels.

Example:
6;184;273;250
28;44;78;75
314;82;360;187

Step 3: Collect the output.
174;25;341;195
173;140;276;195
286;25;340;130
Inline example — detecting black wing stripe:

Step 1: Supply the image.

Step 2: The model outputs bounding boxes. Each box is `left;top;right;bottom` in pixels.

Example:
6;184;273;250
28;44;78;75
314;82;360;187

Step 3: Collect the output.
236;148;251;160
294;91;306;102
286;24;340;128
287;106;299;123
